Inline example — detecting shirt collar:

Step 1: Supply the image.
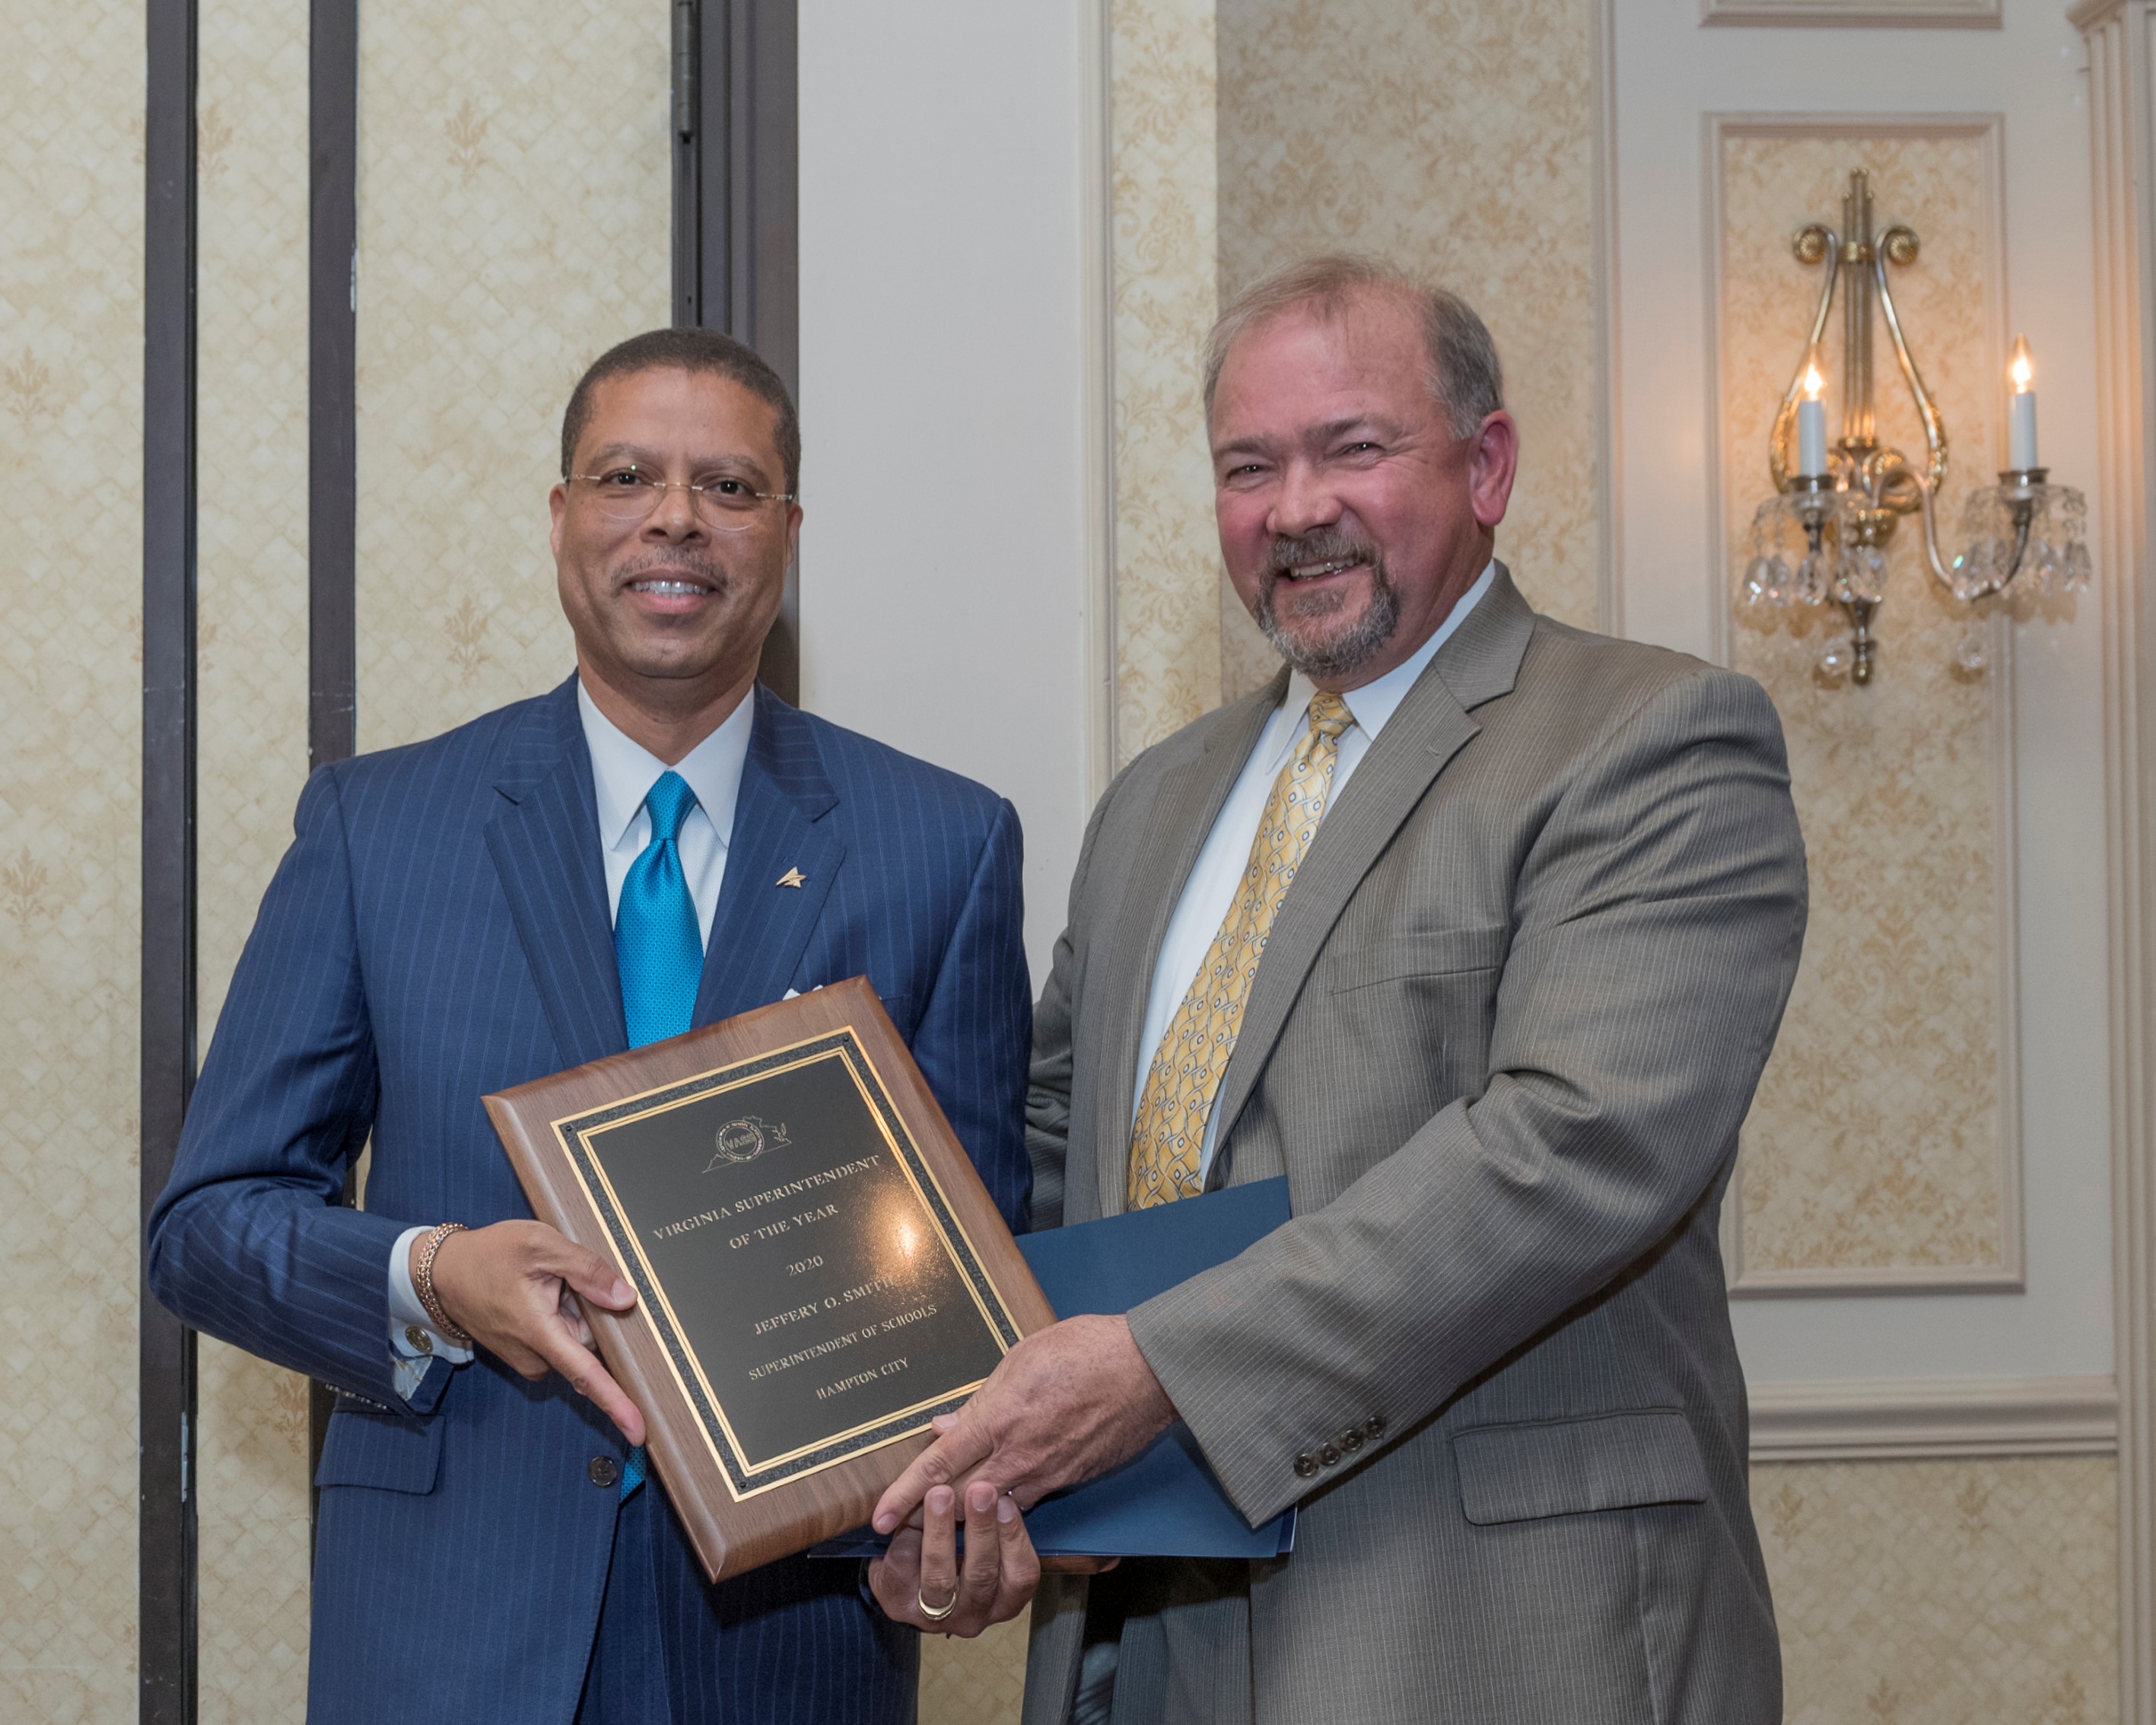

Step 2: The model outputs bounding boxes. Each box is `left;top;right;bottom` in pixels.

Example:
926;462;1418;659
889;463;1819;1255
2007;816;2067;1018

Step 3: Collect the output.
1278;558;1498;747
577;679;755;854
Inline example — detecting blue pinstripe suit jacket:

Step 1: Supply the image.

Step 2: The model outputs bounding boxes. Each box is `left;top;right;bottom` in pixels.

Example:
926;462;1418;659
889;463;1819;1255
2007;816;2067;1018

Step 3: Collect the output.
147;676;1032;1722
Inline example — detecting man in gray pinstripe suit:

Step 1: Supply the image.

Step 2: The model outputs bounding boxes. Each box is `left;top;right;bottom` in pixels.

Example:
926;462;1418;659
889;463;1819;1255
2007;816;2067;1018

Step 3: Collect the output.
873;254;1808;1721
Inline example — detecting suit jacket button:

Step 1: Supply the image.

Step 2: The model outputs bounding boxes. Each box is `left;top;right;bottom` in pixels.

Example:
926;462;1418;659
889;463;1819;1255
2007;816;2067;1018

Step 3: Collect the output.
1293;1453;1318;1478
1340;1427;1363;1453
1319;1443;1340;1467
1363;1415;1385;1439
588;1455;621;1488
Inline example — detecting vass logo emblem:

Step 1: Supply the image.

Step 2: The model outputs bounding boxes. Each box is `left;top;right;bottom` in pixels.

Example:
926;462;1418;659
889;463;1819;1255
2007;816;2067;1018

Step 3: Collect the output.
704;1116;791;1170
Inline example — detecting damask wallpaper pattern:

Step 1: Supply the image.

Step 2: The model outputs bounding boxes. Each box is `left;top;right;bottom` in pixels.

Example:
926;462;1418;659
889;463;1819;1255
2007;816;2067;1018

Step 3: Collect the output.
0;5;145;1720
191;2;320;1715
354;0;673;751
1719;129;2008;1278
1110;0;1225;760
1757;1457;2117;1723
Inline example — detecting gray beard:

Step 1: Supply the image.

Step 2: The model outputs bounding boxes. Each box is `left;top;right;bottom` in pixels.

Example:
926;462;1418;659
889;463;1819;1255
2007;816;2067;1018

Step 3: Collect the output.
1255;531;1401;682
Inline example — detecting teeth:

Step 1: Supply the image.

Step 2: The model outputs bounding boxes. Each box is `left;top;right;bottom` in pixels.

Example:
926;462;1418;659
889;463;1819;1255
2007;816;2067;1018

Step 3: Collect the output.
633;580;703;596
1286;559;1354;579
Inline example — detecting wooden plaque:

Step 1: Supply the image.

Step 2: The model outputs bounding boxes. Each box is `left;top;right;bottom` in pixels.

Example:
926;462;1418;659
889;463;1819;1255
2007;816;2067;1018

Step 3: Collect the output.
485;977;1054;1581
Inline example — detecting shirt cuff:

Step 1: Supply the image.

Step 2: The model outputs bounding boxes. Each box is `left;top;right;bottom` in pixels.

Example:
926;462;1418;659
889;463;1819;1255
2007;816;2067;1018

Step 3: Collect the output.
388;1224;475;1400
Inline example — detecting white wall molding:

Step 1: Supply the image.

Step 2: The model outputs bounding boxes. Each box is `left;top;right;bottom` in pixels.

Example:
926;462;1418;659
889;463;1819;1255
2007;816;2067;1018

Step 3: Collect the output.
1749;1375;2119;1462
1080;0;1118;804
1592;0;1623;640
2072;3;2156;1717
1702;0;1999;26
1702;113;2025;1300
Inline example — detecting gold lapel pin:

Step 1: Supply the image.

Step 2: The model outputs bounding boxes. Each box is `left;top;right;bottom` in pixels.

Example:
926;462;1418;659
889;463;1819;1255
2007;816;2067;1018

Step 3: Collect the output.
775;867;807;890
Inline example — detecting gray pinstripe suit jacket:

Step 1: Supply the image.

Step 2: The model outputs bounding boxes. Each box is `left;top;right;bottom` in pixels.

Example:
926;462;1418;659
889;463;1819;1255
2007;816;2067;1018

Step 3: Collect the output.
1020;569;1806;1724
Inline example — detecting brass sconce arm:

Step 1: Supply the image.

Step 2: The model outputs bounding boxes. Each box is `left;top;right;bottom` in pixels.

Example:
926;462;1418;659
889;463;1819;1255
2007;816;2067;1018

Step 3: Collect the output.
1768;223;1840;495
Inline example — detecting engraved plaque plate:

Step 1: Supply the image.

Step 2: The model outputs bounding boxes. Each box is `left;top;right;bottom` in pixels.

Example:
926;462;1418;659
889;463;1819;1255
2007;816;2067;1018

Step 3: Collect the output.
560;1033;1016;1496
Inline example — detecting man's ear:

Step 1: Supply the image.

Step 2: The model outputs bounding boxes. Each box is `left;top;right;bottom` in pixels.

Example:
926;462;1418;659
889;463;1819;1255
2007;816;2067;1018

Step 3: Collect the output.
1468;412;1519;530
549;481;568;558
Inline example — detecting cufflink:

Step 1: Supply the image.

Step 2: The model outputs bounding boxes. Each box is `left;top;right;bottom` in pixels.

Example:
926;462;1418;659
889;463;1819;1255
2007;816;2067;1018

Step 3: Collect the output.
403;1324;434;1357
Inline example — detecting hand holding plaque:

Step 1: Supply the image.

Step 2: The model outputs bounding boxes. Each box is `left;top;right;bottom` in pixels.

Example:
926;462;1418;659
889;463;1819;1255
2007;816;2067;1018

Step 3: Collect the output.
485;978;1053;1581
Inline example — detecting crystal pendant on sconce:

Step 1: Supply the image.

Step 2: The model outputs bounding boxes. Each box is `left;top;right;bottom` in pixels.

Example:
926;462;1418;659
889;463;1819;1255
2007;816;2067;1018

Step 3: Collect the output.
1954;481;2091;603
1739;494;1839;611
1841;544;1889;605
1953;632;1988;676
1817;635;1855;681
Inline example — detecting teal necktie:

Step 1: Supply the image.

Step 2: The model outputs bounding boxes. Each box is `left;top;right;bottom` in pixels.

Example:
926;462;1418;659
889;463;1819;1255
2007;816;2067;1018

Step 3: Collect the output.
612;769;704;1498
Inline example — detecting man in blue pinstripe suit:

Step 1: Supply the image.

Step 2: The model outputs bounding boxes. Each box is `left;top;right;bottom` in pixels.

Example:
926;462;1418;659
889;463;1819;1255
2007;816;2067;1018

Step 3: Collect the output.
147;329;1034;1723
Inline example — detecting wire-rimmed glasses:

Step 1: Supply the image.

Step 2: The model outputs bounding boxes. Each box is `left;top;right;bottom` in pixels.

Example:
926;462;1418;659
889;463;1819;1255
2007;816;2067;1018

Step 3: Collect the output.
567;464;794;532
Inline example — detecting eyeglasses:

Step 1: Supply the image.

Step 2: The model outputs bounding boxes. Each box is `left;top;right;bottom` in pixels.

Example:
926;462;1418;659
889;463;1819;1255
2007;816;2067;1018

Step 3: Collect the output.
568;464;795;531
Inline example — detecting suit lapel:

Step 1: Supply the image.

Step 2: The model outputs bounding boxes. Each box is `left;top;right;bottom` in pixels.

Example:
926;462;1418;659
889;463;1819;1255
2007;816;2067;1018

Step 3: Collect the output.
1206;568;1538;1168
485;677;628;1071
693;688;846;1027
1092;675;1285;1220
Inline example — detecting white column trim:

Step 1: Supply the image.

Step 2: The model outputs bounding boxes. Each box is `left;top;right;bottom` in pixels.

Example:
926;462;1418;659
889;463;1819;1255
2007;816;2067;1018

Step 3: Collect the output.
1701;0;1999;25
1748;1374;2118;1462
1592;0;1623;639
2070;2;2156;1717
1079;0;1118;804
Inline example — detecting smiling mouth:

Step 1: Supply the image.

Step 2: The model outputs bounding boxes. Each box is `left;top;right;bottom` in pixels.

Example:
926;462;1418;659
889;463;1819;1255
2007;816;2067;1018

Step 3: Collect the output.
1279;557;1363;582
629;577;711;597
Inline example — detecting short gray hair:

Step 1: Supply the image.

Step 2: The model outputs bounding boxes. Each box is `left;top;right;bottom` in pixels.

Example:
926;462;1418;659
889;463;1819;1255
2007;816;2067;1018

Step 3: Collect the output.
1200;253;1504;440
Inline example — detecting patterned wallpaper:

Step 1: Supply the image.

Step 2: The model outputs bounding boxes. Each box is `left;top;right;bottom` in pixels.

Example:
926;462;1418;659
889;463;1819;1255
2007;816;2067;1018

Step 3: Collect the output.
1757;1457;2117;1723
1111;0;1225;760
0;4;145;1720
192;2;319;1714
353;0;673;752
1719;129;2008;1278
1214;0;1602;698
919;1617;1028;1724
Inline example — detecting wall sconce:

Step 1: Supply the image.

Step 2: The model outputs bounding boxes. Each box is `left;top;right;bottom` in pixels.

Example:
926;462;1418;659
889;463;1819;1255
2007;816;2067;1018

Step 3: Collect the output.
1736;169;2089;686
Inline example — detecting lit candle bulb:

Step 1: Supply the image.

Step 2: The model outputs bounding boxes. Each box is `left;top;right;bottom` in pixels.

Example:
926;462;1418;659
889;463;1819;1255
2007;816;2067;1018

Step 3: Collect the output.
2007;334;2038;471
1797;361;1829;479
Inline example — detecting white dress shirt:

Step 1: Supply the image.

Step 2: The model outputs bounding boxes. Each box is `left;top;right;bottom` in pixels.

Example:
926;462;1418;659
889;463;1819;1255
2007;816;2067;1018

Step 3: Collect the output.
386;683;756;1394
1130;562;1496;1182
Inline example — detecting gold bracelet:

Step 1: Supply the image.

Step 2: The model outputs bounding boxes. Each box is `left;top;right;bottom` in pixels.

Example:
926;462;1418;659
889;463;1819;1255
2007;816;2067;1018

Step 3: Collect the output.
413;1221;473;1346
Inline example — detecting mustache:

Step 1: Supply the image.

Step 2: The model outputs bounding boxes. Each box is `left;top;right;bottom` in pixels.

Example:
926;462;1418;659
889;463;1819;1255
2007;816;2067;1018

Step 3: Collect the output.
615;546;731;590
1263;527;1382;581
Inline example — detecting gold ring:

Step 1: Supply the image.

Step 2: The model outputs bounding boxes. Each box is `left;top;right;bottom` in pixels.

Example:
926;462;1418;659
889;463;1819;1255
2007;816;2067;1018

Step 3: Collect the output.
917;1587;958;1623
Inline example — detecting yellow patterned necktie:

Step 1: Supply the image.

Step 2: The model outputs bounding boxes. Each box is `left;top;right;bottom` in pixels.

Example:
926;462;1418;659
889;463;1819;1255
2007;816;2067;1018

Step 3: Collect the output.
1127;691;1354;1209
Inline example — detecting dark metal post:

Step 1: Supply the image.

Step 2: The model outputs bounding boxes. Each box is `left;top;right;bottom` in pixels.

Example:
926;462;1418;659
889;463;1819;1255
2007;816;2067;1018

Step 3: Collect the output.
673;0;705;329
307;0;361;1512
676;0;798;702
141;0;199;1717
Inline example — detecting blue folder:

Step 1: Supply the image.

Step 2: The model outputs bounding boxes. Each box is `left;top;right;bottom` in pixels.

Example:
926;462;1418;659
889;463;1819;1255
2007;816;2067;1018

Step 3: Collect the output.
813;1177;1296;1561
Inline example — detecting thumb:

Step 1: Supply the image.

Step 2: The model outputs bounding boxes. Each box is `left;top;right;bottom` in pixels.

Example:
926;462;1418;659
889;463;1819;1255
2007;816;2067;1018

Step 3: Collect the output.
555;1241;635;1311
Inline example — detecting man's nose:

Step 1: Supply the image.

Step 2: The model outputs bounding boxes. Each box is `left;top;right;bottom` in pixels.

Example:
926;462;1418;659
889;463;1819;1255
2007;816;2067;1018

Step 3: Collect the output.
1267;463;1341;539
644;484;705;541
